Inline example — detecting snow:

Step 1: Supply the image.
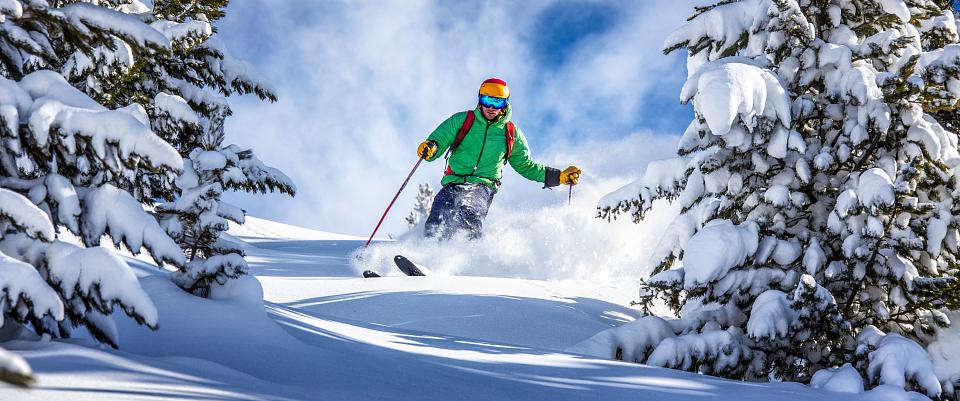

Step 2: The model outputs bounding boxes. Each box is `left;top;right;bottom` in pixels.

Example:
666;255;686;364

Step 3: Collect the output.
60;3;170;49
0;215;892;400
598;157;688;219
18;71;182;171
857;168;895;208
566;316;675;362
680;219;759;288
929;311;960;395
0;187;53;241
154;92;200;125
0;0;22;18
861;328;942;398
663;0;765;68
208;274;263;306
802;238;826;275
878;0;910;24
747;290;795;339
0;250;64;322
811;363;863;394
194;150;228;170
764;184;790;206
45;241;159;329
82;184;186;266
44;174;81;233
357;191;676;283
0;347;31;385
681;59;790;137
646;328;749;373
150;19;212;42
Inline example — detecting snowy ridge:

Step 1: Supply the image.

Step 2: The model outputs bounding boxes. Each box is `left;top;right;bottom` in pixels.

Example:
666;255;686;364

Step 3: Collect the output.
228;216;366;241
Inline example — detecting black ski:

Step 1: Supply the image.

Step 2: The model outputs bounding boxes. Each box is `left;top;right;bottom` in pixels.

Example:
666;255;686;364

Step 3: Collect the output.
362;270;382;278
394;255;426;276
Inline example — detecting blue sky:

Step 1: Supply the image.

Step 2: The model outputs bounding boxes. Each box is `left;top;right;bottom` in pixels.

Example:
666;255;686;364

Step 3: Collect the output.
217;0;699;236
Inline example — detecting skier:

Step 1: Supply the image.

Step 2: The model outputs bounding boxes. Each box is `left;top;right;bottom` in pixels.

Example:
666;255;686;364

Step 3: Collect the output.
416;78;581;240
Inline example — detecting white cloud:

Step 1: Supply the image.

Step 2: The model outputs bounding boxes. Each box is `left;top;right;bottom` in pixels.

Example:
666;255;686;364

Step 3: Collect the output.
220;0;700;236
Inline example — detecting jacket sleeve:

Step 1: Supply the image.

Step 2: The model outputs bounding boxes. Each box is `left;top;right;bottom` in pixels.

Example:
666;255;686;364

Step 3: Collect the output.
424;112;466;162
508;126;560;187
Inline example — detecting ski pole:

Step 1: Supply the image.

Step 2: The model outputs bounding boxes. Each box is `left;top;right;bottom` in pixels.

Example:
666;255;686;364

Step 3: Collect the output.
365;158;424;248
568;183;573;207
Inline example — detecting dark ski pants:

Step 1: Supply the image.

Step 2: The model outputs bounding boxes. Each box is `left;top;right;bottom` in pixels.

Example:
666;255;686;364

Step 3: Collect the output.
424;183;496;240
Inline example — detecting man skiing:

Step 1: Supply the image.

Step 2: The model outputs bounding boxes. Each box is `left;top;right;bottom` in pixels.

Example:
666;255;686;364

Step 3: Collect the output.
416;78;581;240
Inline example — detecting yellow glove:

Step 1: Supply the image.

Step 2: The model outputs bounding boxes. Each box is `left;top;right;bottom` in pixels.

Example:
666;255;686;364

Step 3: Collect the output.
560;166;581;186
417;141;438;160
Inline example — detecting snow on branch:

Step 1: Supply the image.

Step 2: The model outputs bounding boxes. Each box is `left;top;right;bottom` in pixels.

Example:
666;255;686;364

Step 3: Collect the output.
60;3;170;50
858;326;942;397
81;184;186;267
682;219;759;288
0;250;64;324
598;157;689;223
681;58;791;136
151;19;212;43
0;188;53;241
45;241;159;347
647;328;753;376
201;36;277;101
664;0;768;58
566;316;676;363
747;289;795;339
230;146;296;195
17;71;183;172
0;0;22;18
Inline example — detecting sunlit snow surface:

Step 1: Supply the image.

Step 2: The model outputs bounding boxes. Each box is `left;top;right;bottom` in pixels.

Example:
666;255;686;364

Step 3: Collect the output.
0;216;896;400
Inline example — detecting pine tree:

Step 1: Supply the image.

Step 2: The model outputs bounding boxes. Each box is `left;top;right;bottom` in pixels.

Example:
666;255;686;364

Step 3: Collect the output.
591;0;960;397
0;0;188;355
95;0;296;296
406;183;435;228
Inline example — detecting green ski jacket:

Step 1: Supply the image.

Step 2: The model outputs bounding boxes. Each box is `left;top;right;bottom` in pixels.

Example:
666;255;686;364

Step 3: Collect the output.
425;105;560;190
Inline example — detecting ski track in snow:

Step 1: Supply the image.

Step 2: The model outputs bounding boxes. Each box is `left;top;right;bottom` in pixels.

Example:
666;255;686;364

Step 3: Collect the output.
0;217;877;400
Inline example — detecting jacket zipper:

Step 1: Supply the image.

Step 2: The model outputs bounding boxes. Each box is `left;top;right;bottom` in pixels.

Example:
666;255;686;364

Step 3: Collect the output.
470;120;491;179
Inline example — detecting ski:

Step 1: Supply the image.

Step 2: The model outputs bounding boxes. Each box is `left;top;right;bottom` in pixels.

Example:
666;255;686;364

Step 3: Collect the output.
362;270;382;278
394;255;426;276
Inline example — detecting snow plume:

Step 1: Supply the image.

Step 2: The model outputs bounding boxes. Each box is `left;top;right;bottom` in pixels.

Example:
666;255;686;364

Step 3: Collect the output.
355;194;679;283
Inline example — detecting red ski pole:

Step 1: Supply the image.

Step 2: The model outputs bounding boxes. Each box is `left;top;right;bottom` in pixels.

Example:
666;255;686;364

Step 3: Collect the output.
365;158;424;248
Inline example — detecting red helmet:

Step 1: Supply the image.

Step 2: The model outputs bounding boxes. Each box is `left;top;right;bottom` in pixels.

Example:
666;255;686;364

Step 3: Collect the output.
479;78;509;98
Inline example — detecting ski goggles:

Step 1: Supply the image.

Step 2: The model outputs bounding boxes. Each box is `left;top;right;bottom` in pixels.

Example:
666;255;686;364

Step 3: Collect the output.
479;94;508;109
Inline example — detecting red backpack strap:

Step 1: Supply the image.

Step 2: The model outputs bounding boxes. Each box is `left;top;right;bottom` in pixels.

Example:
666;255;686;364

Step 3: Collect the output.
451;111;475;152
505;121;516;159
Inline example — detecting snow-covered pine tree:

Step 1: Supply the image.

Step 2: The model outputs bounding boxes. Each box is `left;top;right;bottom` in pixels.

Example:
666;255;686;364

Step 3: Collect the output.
406;183;435;227
100;0;295;296
0;0;187;351
583;0;960;397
